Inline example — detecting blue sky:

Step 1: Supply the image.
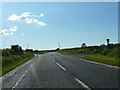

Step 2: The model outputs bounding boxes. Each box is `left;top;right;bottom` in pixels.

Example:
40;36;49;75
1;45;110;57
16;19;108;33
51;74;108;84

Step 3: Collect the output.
1;2;118;50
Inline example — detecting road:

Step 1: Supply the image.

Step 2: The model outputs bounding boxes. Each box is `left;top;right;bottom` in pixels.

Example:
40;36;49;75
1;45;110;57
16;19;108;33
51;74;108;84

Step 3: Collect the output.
1;52;119;89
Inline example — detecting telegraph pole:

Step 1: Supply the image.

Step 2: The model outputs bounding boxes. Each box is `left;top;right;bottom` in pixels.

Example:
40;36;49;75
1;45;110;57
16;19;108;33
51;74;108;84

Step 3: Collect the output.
58;42;60;49
27;44;29;49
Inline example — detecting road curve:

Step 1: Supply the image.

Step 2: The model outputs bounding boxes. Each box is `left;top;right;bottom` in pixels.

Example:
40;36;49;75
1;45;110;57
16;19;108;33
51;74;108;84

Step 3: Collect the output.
1;52;119;89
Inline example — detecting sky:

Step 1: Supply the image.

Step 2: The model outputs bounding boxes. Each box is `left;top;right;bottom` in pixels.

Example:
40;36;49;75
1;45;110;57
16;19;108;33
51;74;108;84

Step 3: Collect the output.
0;2;118;50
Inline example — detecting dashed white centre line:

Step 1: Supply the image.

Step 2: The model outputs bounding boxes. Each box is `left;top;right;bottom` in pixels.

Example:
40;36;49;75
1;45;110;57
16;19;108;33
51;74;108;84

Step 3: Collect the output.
12;64;33;89
52;58;55;62
52;56;91;90
56;63;66;71
74;78;91;90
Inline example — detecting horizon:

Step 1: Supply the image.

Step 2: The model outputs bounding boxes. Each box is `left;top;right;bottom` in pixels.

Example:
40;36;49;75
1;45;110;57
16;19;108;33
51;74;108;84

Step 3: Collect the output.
2;42;119;51
1;2;118;50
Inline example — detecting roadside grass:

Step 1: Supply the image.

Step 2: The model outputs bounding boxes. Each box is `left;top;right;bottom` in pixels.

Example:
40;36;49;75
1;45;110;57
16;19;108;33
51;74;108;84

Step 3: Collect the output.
2;53;34;75
82;55;120;67
57;48;102;55
57;50;79;54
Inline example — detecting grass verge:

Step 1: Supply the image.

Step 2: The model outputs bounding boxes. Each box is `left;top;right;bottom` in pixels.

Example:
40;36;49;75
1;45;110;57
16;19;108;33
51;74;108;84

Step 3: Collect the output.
57;50;86;55
2;53;34;75
82;55;120;67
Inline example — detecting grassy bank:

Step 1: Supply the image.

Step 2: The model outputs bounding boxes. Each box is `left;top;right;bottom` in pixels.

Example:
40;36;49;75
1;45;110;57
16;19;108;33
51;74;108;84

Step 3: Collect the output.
82;55;120;66
2;53;34;75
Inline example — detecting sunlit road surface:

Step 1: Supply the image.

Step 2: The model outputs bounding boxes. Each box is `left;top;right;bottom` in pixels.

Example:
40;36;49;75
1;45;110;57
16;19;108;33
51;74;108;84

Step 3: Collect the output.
1;52;119;89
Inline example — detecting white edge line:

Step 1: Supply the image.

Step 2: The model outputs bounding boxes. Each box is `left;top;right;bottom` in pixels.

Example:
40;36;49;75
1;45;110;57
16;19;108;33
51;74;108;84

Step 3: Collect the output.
56;63;66;71
81;58;118;69
0;77;5;82
9;70;17;76
0;58;34;82
12;64;33;89
74;78;91;90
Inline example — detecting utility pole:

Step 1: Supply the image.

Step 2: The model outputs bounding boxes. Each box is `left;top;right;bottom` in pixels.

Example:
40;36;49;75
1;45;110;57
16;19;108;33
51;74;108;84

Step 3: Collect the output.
58;42;60;49
27;44;29;49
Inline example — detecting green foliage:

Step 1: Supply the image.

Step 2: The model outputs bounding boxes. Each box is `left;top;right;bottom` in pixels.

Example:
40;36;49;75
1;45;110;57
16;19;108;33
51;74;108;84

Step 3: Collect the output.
2;49;15;56
2;52;34;75
11;45;23;55
2;48;23;56
81;43;86;48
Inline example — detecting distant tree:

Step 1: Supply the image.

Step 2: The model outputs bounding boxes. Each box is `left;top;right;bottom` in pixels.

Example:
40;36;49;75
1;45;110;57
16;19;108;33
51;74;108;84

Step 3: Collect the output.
11;45;23;55
100;44;106;49
100;44;106;47
81;43;86;48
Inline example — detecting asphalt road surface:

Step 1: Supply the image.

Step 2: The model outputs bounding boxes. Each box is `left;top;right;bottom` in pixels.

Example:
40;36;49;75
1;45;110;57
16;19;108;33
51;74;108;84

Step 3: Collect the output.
1;52;119;89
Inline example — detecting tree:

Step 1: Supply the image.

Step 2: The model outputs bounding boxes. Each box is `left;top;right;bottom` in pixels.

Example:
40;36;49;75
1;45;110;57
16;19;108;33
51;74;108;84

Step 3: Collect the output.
81;43;86;48
100;44;106;47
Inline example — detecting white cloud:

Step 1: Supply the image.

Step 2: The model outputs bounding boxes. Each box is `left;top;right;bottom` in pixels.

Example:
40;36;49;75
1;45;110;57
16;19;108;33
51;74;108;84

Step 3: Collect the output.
38;21;46;26
33;19;39;23
4;32;14;36
20;12;31;18
32;19;46;26
9;26;18;32
8;12;47;27
25;18;33;24
39;13;44;17
8;14;20;21
0;26;18;36
8;12;31;21
0;29;8;34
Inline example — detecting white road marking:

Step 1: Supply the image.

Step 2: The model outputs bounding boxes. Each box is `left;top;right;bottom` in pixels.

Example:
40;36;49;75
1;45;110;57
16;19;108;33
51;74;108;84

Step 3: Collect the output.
74;78;91;90
30;64;33;68
0;77;2;80
0;58;34;83
56;63;66;71
9;70;17;76
0;77;5;83
12;64;33;89
81;58;118;69
52;58;55;62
